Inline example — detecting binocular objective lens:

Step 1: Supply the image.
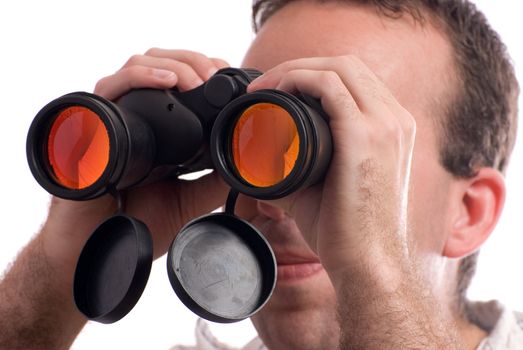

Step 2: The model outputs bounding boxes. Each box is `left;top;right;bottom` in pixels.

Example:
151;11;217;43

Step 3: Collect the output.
232;103;299;187
47;106;110;189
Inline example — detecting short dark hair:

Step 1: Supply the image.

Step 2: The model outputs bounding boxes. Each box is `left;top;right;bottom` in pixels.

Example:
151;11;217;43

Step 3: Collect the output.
252;0;519;314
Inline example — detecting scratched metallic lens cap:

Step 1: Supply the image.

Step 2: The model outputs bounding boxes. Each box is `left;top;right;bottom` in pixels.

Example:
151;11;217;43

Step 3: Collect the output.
73;214;153;324
167;213;276;323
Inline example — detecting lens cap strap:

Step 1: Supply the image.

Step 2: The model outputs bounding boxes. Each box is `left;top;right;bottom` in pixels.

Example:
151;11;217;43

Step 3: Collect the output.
225;188;239;215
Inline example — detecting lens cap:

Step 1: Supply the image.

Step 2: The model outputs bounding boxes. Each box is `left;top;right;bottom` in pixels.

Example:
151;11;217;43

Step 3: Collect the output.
167;213;276;323
73;214;153;324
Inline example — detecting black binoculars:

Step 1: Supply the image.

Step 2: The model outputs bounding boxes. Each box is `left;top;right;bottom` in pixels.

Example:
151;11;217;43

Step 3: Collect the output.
27;67;331;201
26;68;332;324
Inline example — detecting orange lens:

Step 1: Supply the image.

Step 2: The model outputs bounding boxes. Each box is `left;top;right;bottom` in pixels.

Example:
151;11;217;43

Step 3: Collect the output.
47;106;110;189
232;103;299;187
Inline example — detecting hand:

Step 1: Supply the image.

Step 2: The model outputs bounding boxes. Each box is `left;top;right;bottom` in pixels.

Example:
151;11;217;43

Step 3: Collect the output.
247;55;416;284
43;49;230;282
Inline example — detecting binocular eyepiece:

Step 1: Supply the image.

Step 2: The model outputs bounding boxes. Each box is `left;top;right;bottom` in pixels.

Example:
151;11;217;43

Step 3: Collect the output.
27;68;332;200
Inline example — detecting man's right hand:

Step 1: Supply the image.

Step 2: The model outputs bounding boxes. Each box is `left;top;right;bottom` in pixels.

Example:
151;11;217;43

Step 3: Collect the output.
0;49;231;349
42;49;231;289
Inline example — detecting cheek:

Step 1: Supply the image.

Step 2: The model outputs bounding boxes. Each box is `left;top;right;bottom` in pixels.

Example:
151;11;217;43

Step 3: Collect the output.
407;144;453;255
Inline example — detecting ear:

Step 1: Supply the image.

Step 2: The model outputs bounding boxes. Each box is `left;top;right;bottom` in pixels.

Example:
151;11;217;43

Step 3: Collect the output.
443;168;506;258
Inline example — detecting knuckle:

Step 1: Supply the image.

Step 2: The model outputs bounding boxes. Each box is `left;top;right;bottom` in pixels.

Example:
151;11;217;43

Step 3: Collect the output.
125;54;143;67
403;112;417;138
332;90;358;117
121;65;151;84
356;70;378;91
319;70;341;87
337;54;361;68
184;50;206;60
277;60;294;73
283;60;295;69
144;47;161;56
285;69;302;80
396;105;416;127
316;72;357;115
336;55;355;68
93;77;108;94
211;57;229;68
383;119;403;140
122;65;141;79
173;61;196;78
367;117;402;148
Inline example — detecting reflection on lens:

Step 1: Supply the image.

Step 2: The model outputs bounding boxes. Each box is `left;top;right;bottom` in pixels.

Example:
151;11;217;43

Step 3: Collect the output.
47;106;110;189
232;103;299;187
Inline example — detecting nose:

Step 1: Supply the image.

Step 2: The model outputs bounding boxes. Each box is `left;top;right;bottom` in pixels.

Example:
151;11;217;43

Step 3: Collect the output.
256;201;286;221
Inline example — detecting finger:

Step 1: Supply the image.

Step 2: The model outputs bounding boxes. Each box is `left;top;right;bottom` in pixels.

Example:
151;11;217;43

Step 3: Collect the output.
144;48;224;80
275;69;415;172
250;56;414;138
94;65;178;100
210;57;230;70
274;69;362;126
250;57;390;110
122;54;204;91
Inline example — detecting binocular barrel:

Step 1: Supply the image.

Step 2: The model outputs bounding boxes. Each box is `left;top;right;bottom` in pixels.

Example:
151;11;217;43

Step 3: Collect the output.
211;90;332;199
26;68;332;200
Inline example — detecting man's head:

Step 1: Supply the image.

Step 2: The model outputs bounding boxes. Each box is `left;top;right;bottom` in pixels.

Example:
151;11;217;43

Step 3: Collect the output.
238;0;518;348
252;0;518;184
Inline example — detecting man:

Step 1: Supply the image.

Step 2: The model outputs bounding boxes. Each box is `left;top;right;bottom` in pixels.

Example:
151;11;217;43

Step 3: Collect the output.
0;0;520;349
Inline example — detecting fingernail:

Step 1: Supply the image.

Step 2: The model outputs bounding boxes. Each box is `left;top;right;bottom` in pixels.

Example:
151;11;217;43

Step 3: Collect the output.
153;69;176;80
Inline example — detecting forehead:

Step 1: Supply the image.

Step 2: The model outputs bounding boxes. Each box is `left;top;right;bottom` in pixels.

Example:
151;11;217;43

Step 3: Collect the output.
242;1;456;118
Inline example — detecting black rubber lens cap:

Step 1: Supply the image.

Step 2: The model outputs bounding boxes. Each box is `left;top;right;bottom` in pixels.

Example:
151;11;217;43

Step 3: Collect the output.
167;213;276;323
73;214;153;324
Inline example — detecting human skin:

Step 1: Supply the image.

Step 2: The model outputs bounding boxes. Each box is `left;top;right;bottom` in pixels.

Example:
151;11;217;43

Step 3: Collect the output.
0;52;231;349
238;2;505;349
0;1;506;349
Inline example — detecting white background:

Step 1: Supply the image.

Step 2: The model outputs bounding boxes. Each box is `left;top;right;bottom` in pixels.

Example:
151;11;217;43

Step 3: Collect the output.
0;1;521;349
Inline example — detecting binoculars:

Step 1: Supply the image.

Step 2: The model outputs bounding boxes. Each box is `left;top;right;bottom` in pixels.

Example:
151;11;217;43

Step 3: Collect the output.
26;68;332;323
27;67;331;201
